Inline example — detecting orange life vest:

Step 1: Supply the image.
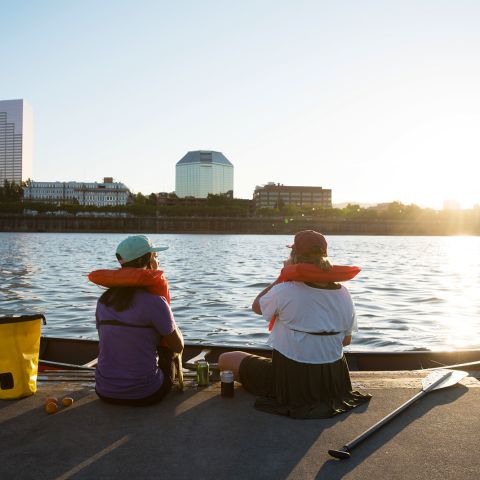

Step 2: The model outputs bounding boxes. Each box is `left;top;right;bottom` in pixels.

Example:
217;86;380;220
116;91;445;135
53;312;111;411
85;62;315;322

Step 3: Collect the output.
268;264;360;331
88;268;171;304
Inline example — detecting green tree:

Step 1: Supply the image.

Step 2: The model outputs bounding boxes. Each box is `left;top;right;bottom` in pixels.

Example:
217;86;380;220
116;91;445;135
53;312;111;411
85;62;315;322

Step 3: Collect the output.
134;192;147;205
385;201;405;217
0;180;24;202
207;193;230;206
282;204;299;216
342;204;362;217
275;197;285;211
256;207;280;217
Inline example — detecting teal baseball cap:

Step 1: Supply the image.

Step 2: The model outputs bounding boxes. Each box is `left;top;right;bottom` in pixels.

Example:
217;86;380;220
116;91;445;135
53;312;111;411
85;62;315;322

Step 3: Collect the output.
116;235;168;264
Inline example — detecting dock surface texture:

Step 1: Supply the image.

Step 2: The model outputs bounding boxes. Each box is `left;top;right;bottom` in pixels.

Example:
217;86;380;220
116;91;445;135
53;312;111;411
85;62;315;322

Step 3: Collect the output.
1;371;479;480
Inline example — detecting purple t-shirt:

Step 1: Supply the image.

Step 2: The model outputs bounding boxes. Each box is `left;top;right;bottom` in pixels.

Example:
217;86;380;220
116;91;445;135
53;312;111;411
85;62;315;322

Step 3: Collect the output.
95;289;176;399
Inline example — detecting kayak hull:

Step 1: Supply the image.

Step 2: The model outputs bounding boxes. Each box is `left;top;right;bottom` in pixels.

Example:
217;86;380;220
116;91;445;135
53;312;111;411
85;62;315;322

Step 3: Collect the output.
39;336;480;371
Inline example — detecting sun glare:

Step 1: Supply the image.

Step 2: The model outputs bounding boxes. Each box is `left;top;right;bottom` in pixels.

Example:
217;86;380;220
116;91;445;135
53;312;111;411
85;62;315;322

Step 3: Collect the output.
378;112;479;209
437;237;480;348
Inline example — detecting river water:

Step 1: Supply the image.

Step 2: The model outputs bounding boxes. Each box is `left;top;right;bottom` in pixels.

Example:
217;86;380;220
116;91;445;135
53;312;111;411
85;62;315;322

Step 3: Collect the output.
1;232;479;351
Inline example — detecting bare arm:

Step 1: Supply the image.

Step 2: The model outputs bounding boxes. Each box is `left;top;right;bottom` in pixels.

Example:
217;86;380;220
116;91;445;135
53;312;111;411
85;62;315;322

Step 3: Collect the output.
252;278;281;315
342;335;352;346
162;327;184;353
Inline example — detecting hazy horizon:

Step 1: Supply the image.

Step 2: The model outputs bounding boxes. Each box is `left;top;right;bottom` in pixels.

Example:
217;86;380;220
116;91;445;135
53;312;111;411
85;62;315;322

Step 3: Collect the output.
2;1;479;209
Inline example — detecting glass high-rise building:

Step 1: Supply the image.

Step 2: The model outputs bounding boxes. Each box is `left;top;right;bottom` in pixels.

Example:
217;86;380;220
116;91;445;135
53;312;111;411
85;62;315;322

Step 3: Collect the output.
0;99;33;184
175;150;234;198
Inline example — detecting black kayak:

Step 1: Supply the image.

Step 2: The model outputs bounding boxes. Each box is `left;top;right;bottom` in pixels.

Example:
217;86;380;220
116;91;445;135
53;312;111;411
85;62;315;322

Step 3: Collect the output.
39;336;480;371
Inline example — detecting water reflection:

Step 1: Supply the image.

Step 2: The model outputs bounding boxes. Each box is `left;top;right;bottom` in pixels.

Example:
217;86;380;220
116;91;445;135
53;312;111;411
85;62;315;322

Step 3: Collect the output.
0;233;479;351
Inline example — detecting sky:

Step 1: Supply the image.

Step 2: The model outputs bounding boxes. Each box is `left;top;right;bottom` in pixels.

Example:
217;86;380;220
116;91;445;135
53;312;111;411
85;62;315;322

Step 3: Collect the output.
1;0;480;208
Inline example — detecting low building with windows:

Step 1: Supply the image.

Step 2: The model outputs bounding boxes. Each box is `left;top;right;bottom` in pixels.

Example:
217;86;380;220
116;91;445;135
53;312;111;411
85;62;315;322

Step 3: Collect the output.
23;177;130;206
253;183;332;211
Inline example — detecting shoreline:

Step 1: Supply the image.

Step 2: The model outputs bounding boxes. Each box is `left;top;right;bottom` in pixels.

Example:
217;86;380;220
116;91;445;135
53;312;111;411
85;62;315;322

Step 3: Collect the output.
1;214;479;235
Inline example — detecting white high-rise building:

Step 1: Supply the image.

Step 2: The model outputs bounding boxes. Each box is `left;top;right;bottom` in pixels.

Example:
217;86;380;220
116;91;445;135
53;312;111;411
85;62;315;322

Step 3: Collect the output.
175;150;234;198
0;99;33;184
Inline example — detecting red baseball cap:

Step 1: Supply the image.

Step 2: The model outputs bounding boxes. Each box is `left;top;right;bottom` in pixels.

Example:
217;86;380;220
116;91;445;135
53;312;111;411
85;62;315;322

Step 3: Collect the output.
288;230;328;256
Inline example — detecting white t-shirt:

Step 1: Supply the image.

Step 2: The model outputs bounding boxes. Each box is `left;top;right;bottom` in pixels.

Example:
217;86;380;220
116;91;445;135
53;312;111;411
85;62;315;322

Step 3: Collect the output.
259;281;357;364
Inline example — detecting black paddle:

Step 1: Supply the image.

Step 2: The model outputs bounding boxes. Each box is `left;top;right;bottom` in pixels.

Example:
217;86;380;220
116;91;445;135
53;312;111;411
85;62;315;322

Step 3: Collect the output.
328;369;468;459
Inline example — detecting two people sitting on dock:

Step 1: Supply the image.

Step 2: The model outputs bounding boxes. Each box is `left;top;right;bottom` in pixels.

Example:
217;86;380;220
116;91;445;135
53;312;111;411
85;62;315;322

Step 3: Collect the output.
219;230;372;418
91;235;184;406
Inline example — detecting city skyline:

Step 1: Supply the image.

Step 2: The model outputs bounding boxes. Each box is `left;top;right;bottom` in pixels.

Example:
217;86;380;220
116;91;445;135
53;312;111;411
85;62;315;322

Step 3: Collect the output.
2;2;479;209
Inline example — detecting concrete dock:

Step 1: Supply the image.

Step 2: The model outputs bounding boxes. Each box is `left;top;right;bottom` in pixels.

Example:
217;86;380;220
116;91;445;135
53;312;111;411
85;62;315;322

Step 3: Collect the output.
1;371;479;480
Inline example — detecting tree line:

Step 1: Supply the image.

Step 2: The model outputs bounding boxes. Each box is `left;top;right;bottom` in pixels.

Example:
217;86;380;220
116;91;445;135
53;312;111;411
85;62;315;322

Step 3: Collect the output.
1;180;479;223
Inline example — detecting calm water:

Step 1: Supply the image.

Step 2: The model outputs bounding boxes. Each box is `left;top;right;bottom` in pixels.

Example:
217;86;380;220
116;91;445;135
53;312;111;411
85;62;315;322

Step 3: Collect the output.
1;232;479;351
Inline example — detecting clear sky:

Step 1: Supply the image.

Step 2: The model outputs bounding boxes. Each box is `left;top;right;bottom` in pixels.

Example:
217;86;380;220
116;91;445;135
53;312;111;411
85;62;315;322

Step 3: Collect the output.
2;0;479;208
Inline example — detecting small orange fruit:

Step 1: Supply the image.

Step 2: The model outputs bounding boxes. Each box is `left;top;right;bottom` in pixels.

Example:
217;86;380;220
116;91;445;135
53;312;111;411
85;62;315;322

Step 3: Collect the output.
62;397;74;407
45;402;58;414
44;396;58;406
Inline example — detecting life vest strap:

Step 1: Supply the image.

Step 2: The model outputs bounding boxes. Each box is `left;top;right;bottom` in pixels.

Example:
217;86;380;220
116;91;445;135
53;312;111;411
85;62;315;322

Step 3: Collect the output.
98;320;154;329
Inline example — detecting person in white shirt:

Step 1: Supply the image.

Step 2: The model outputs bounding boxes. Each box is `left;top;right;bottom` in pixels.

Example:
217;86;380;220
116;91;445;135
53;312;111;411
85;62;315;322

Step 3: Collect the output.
219;230;371;418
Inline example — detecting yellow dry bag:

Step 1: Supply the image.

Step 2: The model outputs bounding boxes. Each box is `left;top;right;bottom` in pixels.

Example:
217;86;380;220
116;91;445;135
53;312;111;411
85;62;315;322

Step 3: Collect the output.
0;314;46;400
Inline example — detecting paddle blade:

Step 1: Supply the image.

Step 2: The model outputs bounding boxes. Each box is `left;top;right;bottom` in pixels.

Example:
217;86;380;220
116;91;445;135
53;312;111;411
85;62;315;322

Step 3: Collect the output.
328;448;351;459
422;369;468;391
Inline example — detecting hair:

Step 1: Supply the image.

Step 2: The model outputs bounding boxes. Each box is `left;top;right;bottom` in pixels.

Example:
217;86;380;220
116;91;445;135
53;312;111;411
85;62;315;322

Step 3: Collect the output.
99;252;152;312
289;250;333;271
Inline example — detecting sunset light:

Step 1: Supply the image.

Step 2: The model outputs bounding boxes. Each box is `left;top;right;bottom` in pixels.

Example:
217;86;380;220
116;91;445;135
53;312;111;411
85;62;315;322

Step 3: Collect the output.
2;1;478;208
1;2;479;477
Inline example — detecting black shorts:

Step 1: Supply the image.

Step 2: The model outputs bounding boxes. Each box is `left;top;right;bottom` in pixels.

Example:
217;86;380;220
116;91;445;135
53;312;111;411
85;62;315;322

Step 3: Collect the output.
239;353;273;397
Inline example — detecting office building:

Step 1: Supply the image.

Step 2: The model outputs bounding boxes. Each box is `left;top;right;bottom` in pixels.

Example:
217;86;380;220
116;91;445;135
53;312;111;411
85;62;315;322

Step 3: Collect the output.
175;150;234;198
0;99;33;184
23;177;130;206
253;183;332;211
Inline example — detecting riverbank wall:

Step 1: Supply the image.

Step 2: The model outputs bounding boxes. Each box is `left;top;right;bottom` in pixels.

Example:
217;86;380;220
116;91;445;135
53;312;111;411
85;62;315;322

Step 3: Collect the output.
1;214;479;235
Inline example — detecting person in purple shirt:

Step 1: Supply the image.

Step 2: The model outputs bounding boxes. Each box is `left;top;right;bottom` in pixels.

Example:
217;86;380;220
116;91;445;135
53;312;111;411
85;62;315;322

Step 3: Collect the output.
95;235;184;406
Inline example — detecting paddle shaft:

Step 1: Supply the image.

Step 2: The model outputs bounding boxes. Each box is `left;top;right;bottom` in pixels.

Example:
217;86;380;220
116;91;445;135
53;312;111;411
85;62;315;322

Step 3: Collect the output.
40;360;95;371
426;359;480;371
38;377;95;382
333;371;453;457
345;388;425;451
